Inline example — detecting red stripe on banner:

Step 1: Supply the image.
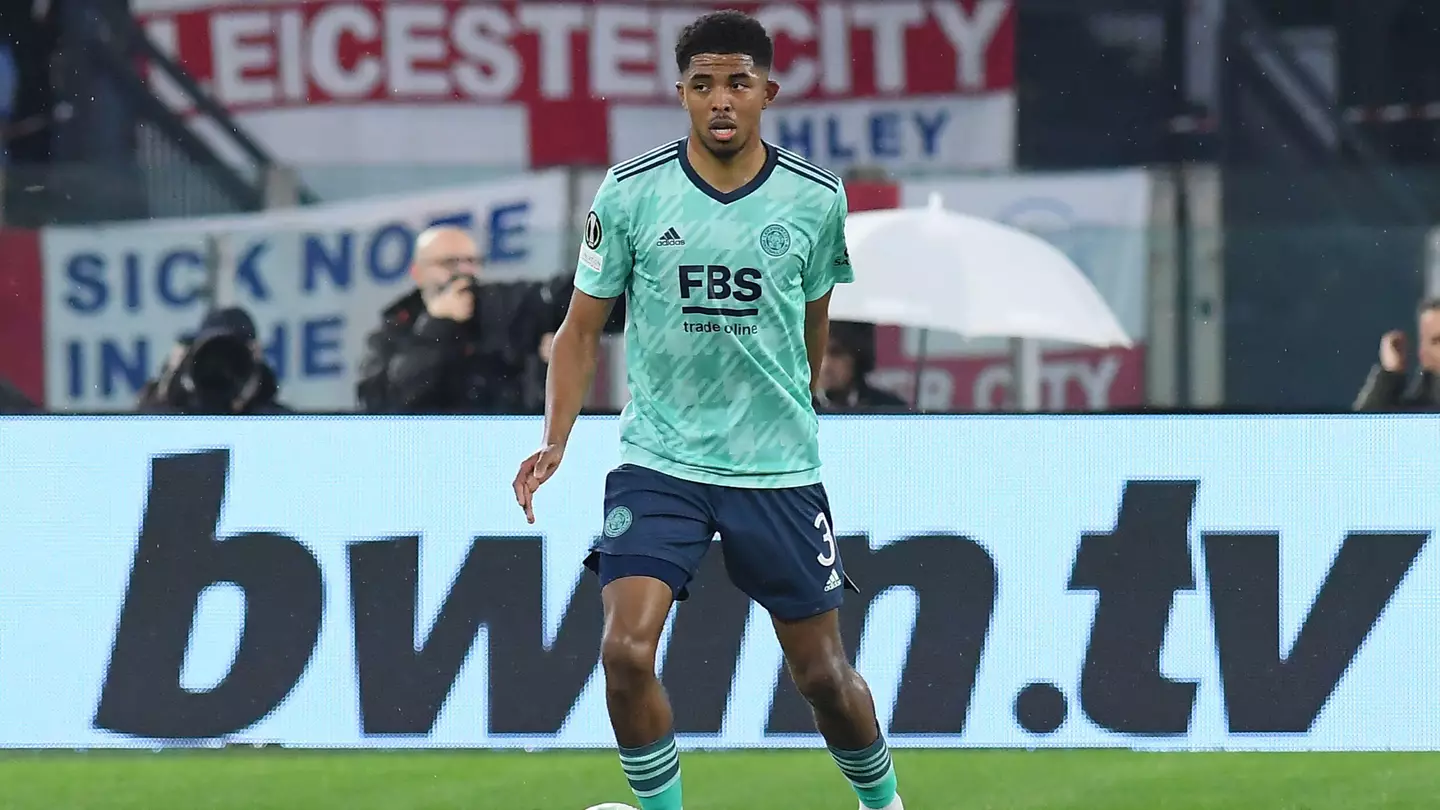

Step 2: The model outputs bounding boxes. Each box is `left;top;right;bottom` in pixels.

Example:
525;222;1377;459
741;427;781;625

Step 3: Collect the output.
870;341;1147;411
0;229;45;405
845;182;900;213
874;319;1148;410
527;97;610;167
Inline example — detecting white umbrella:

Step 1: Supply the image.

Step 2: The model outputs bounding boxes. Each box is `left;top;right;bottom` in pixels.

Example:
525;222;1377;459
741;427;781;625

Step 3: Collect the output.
829;193;1133;410
832;193;1133;348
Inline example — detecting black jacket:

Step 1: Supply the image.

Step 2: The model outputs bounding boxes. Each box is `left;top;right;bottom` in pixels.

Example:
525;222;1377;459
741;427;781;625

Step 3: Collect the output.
239;364;289;414
357;285;546;414
818;382;910;412
1353;365;1440;411
137;361;289;414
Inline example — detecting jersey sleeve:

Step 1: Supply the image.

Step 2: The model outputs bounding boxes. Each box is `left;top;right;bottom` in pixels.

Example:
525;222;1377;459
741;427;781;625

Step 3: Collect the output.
802;185;854;302
573;170;633;299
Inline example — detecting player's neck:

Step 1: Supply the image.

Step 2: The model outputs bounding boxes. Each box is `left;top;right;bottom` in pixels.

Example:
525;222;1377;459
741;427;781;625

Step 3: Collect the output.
685;136;768;194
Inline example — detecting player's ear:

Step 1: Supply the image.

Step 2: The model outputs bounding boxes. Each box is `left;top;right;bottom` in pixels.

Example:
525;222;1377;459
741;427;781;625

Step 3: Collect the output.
764;79;780;108
675;80;686;107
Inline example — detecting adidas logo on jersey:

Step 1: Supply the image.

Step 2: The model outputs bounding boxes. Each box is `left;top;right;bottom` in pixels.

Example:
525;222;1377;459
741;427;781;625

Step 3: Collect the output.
657;227;686;247
824;569;842;592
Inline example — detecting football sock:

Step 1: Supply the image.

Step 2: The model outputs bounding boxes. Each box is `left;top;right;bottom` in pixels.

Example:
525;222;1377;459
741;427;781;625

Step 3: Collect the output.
829;734;899;810
619;730;684;810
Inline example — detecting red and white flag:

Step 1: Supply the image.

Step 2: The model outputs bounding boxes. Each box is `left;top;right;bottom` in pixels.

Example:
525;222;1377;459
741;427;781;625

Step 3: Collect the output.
136;0;1016;175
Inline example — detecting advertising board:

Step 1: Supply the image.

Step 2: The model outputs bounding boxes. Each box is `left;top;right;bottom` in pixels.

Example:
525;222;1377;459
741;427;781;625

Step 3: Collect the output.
0;416;1433;749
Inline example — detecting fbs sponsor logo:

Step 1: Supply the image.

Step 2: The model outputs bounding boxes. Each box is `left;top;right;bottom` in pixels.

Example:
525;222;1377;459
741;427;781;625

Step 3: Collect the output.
678;264;762;317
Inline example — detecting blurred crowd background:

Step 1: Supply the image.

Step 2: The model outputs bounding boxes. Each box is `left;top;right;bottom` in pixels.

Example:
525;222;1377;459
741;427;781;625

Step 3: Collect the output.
0;0;1437;416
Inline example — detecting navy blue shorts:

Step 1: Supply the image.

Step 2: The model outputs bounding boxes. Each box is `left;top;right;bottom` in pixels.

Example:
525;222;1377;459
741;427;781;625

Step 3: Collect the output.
583;464;858;621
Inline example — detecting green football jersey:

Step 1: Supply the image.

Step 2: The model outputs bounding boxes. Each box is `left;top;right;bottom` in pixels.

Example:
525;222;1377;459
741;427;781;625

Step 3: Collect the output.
574;138;854;488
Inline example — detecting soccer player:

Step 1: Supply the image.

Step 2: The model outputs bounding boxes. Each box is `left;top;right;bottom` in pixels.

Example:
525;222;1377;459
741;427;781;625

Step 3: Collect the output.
513;11;902;810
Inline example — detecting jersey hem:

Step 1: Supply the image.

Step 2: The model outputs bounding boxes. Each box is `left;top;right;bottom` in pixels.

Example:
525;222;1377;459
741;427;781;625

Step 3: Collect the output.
621;444;823;490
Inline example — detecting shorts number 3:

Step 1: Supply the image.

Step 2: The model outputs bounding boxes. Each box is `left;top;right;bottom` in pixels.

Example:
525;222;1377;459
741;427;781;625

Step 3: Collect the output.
814;512;837;566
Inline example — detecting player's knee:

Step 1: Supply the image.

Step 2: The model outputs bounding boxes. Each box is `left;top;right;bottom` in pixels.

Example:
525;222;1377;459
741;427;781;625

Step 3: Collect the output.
790;657;853;713
601;631;659;692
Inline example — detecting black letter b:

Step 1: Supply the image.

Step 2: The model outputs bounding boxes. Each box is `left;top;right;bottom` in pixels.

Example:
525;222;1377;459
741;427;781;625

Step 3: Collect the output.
94;450;323;738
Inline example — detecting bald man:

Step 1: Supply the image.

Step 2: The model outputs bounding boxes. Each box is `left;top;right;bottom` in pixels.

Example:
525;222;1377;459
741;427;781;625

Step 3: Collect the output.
357;226;539;413
414;225;482;319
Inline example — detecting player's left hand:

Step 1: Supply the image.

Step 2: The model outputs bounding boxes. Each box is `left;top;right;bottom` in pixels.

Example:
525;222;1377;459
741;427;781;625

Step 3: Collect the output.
513;443;565;524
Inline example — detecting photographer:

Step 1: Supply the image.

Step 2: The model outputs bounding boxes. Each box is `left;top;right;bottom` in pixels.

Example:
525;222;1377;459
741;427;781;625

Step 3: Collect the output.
357;226;554;414
1354;298;1440;411
137;307;286;415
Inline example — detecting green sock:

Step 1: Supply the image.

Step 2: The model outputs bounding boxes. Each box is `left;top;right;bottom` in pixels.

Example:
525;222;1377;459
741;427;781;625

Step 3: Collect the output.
618;730;683;810
829;735;899;809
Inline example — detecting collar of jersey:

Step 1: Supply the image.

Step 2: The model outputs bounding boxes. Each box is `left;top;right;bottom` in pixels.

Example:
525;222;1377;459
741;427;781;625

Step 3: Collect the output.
678;138;780;205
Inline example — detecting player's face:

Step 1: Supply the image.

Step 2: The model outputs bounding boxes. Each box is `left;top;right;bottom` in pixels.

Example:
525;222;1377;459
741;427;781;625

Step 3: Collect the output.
677;53;778;159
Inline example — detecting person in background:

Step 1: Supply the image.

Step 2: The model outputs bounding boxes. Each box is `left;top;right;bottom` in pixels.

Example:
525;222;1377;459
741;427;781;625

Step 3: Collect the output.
137;306;286;414
357;226;550;414
815;321;908;411
537;271;627;365
1354;297;1440;411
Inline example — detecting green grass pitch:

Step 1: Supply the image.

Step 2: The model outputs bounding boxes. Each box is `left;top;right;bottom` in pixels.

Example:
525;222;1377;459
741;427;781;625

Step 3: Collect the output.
2;749;1436;809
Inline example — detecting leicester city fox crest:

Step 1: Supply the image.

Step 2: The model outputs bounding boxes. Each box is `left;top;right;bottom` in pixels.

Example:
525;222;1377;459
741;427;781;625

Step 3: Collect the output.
604;506;633;537
760;223;791;257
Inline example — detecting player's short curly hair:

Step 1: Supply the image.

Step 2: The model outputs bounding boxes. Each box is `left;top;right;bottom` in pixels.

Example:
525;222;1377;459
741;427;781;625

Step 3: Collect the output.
675;10;774;73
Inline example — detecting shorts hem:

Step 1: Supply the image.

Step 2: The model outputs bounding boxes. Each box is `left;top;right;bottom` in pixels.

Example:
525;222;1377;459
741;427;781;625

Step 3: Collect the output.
584;548;699;601
584;546;699;575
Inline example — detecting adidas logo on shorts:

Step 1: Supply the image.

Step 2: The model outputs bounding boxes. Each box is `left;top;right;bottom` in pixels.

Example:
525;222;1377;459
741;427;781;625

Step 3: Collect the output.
657;227;686;246
824;569;842;592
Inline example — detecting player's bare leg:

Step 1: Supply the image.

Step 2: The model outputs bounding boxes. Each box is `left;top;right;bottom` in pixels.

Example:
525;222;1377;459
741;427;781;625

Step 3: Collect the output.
773;609;878;745
601;576;674;744
601;576;685;810
774;609;903;810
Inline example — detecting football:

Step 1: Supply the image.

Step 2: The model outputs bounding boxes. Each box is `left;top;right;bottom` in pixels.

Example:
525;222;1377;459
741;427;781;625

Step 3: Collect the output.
583;805;640;810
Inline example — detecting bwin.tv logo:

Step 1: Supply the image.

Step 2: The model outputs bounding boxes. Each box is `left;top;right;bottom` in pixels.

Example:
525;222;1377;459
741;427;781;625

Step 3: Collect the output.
92;452;1428;742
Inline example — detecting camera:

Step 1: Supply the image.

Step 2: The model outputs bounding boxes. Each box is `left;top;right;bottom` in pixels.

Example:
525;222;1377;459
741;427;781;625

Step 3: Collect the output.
169;328;261;413
158;307;275;414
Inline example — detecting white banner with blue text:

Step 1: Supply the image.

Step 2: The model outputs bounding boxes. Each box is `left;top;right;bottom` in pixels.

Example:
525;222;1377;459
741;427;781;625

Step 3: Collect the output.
40;172;570;411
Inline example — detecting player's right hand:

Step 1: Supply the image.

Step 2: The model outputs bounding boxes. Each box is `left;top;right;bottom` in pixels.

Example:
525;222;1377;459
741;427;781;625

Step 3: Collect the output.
513;443;565;524
427;277;476;322
1380;330;1407;372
